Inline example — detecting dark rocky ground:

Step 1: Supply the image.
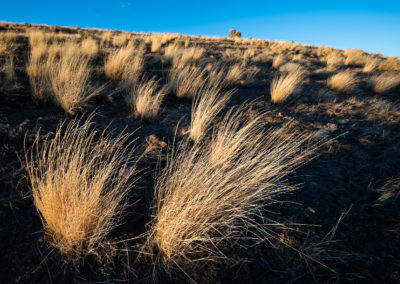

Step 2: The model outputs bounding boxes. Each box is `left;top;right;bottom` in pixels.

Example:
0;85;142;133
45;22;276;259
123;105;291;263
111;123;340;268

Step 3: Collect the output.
0;24;399;283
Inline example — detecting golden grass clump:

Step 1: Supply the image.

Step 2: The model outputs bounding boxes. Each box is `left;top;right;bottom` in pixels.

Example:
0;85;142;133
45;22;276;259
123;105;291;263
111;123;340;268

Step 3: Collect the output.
272;54;286;69
189;84;234;142
370;72;400;94
27;41;102;114
164;44;205;69
49;42;102;115
150;33;177;53
104;46;144;81
363;57;381;73
344;49;367;66
327;71;358;94
143;112;320;267
379;57;400;72
125;77;166;121
0;54;16;92
112;33;130;47
207;63;251;88
28;30;48;46
26;40;52;102
26;118;138;261
325;51;345;67
100;31;113;46
167;66;206;99
270;68;306;104
81;37;99;57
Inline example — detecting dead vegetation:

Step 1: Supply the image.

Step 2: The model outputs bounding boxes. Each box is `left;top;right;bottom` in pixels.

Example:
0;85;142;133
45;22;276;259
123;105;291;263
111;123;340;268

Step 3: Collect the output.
270;68;306;103
327;71;358;94
189;84;234;142
370;72;400;94
0;23;399;283
26;118;138;261
143;117;321;268
125;77;166;121
104;46;144;81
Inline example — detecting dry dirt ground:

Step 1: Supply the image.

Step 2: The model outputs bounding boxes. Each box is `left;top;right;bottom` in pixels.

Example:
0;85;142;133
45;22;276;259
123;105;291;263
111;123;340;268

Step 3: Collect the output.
0;23;400;283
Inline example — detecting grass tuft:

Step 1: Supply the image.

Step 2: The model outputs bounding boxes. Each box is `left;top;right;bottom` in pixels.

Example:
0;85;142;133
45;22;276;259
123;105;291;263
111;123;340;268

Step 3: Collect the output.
26;117;138;261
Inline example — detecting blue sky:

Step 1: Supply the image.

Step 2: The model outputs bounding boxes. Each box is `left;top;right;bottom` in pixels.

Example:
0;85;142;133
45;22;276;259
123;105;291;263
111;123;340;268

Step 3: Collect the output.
1;1;399;57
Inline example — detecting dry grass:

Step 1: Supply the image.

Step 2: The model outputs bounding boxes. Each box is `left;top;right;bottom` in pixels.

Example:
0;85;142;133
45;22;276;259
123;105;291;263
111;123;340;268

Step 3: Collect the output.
27;40;102;114
112;33;130;47
26;117;138;261
272;54;286;69
164;44;205;69
49;42;103;115
270;68;306;104
370;72;400;94
26;40;52;102
104;46;144;81
327;71;358;94
207;62;253;88
363;57;381;73
379;57;400;72
344;49;367;66
325;51;345;67
142;114;320;268
125;77;166;121
189;84;234;142
377;177;400;203
100;31;113;46
150;33;177;53
28;30;48;46
167;66;206;99
0;41;7;56
0;54;16;92
81;37;99;57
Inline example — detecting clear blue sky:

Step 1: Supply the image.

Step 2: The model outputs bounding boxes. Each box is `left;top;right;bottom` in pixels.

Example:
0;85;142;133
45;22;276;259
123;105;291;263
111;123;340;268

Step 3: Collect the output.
1;0;399;57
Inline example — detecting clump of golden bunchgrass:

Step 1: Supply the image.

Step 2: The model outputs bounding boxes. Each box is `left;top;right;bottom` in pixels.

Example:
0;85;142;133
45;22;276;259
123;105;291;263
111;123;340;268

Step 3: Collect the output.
81;37;99;57
112;33;130;47
327;71;358;94
189;84;234;142
150;33;177;53
379;57;400;72
142;112;320;269
363;57;381;73
344;49;367;66
125;77;166;121
28;30;48;46
164;44;205;69
104;46;144;81
27;40;103;114
272;54;286;69
167;66;206;99
100;31;113;46
0;41;7;56
270;68;306;104
26;117;138;261
0;54;16;92
26;40;52;102
325;51;345;67
49;42;103;115
370;72;400;94
208;106;264;165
